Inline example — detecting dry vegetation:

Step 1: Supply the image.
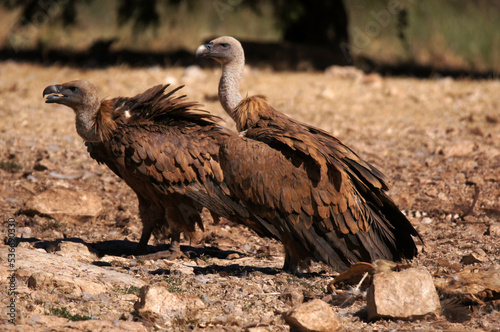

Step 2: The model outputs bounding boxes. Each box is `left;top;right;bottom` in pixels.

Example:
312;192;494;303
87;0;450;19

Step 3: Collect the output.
0;61;499;331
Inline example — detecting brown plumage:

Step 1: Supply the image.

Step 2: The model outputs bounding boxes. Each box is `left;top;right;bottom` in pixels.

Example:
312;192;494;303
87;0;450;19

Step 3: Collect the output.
42;80;278;257
197;36;422;271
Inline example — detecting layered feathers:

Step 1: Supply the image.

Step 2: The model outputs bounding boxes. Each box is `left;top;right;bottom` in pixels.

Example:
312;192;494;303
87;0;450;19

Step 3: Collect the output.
45;81;278;256
229;95;421;270
45;78;421;272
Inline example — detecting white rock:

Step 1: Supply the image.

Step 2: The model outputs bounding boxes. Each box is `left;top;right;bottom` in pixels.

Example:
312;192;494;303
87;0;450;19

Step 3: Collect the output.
421;217;433;224
23;315;147;331
7;245;145;296
284;299;340;332
366;267;441;320
324;65;364;81
488;223;500;237
55;241;96;263
440;141;476;158
134;285;205;324
281;285;304;307
24;188;102;220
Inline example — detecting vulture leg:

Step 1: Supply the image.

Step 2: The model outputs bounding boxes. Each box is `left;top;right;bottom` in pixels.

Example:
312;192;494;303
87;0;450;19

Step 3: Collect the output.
166;232;182;259
136;196;165;255
283;251;299;273
136;226;153;255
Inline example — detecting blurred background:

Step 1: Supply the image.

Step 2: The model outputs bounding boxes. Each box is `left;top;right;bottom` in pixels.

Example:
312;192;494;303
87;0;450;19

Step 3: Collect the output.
1;0;499;76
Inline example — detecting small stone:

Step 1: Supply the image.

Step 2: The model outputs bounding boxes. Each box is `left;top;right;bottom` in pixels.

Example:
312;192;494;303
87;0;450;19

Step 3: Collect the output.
488;223;500;237
281;285;304;307
283;299;340;332
169;262;195;276
486;114;499;123
99;255;132;267
440;141;476;158
366;267;440;321
134;286;205;325
55;241;96;263
421;217;433;224
24;188;102;220
324;65;364;81
461;253;487;265
247;327;271;332
463;215;478;223
33;158;56;171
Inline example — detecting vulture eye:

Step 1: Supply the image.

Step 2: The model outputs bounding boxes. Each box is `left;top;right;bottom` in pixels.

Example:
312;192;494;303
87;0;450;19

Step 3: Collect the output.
220;43;230;48
68;86;79;93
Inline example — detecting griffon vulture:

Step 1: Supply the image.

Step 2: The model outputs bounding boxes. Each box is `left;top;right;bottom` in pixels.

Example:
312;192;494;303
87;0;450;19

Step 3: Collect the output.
42;81;278;258
196;36;422;271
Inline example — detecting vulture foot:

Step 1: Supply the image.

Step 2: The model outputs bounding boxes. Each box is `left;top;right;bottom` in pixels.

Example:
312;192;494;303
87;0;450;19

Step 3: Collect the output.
136;241;183;260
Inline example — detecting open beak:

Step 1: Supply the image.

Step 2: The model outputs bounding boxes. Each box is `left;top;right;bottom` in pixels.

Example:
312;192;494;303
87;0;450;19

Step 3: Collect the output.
195;42;213;59
43;84;64;103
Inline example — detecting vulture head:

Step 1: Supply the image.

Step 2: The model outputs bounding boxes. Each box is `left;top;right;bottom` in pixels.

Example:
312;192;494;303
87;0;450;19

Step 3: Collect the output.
43;80;103;142
43;80;100;110
195;36;244;65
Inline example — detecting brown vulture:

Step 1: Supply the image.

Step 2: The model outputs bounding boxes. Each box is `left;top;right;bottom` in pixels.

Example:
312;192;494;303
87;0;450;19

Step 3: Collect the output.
196;36;422;271
42;80;279;258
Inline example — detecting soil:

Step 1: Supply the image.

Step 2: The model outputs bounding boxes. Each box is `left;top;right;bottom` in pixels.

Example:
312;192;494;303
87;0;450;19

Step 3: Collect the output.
0;61;499;331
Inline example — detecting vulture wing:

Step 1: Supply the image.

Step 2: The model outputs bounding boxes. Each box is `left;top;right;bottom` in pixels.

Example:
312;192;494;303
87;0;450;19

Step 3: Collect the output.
105;123;280;241
220;135;418;271
93;88;280;242
231;95;420;270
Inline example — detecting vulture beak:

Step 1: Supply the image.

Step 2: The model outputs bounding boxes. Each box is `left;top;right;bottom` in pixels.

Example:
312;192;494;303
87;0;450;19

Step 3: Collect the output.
43;84;64;103
195;42;213;59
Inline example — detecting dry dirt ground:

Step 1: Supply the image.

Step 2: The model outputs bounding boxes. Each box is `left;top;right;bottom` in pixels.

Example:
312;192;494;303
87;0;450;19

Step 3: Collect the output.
0;61;499;331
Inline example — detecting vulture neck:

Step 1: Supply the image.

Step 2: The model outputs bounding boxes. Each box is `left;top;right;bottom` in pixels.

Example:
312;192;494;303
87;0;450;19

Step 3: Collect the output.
75;106;101;143
219;57;244;120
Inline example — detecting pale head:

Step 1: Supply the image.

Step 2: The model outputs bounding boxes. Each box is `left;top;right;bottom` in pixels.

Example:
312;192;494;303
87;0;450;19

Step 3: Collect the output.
43;80;102;142
195;36;244;65
43;80;100;113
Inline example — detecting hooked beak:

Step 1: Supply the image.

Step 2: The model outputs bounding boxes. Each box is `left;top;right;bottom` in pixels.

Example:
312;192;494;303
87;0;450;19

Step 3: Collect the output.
195;42;213;59
43;84;64;103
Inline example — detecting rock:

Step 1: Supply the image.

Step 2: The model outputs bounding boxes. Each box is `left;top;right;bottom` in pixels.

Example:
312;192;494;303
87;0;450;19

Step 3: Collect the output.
281;285;304;307
319;87;336;100
55;241;96;263
247;327;271;332
283;299;340;332
434;266;500;303
366;267;440;321
19;315;147;331
461;252;487;265
99;255;133;267
168;261;195;276
226;253;240;260
488;223;500;237
134;285;205;325
486;114;499;123
6;245;145;296
421;217;433;224
24;188;102;220
324;65;364;81
440;141;476;158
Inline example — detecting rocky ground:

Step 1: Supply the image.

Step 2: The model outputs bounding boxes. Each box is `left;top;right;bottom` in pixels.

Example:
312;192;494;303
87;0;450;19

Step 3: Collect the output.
0;61;499;331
